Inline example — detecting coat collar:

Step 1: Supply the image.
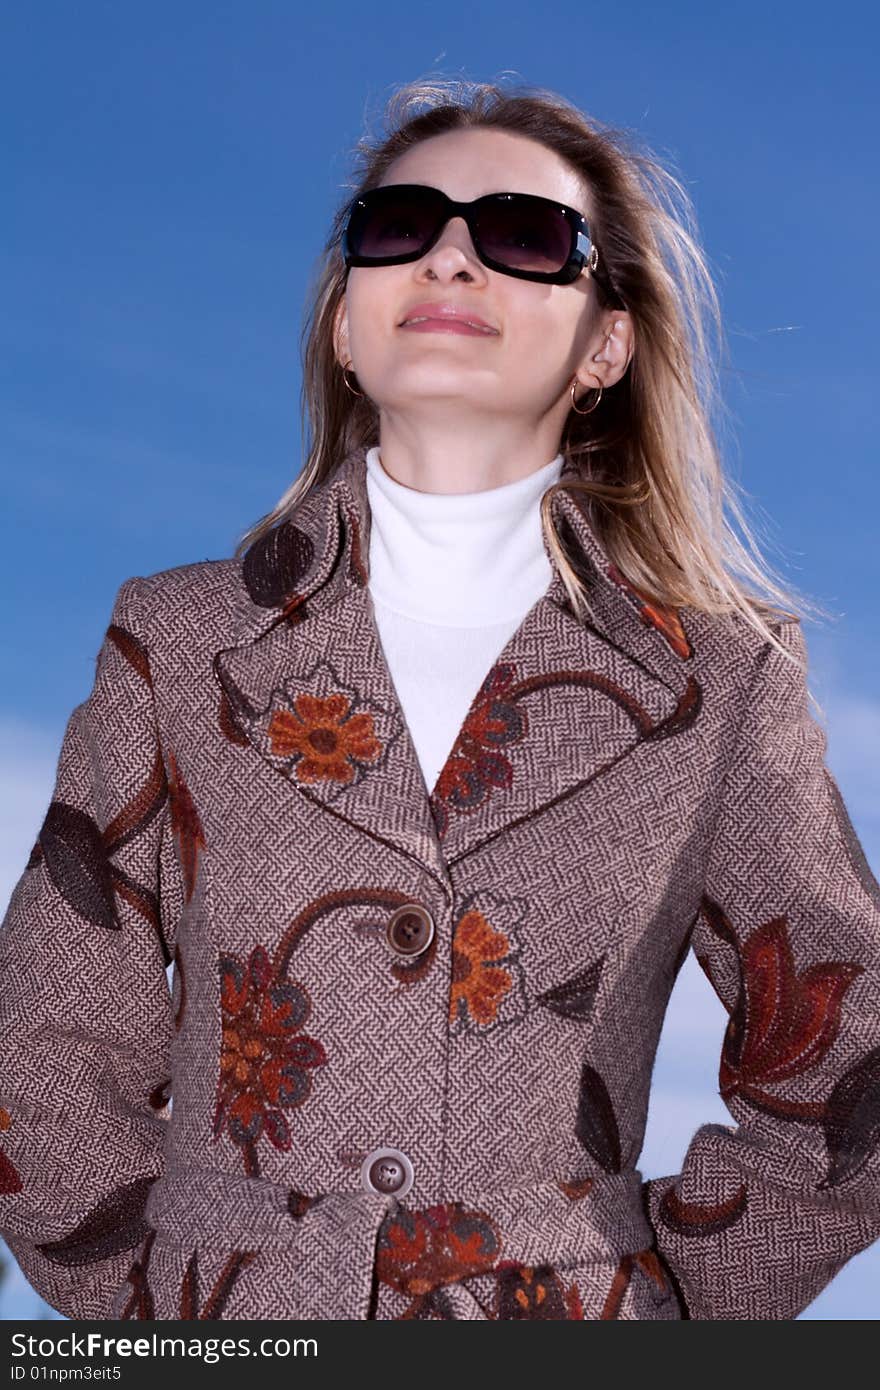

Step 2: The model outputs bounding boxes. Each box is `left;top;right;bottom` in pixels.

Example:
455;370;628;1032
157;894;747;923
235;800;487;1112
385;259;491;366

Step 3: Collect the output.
213;444;701;895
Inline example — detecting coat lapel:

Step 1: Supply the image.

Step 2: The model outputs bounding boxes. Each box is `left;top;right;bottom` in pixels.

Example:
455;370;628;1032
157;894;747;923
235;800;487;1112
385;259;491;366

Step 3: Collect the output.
212;444;701;889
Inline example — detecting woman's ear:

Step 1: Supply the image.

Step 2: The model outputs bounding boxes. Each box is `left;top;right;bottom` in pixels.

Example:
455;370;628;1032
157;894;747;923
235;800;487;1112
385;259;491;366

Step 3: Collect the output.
575;313;634;393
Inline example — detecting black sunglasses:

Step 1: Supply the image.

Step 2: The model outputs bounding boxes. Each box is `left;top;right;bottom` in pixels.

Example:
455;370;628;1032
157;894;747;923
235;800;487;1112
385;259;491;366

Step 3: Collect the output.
342;183;623;298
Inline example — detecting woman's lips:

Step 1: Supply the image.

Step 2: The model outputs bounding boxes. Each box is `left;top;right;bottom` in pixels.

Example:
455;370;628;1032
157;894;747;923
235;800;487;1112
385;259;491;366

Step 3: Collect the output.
399;320;497;335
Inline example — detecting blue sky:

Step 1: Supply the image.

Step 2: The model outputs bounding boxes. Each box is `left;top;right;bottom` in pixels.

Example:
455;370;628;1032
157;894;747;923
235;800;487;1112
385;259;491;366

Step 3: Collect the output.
2;0;878;1320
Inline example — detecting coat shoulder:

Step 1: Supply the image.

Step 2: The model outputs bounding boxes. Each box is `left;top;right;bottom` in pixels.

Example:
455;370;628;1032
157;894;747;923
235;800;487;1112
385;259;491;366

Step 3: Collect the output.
125;556;241;651
682;603;803;703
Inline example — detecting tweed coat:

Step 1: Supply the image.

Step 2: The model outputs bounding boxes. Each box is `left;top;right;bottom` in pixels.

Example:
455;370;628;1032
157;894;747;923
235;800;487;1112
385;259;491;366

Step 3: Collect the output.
2;442;879;1323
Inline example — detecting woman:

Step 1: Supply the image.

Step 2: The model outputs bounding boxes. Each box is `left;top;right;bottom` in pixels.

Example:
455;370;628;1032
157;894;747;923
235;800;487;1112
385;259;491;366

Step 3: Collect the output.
1;78;879;1322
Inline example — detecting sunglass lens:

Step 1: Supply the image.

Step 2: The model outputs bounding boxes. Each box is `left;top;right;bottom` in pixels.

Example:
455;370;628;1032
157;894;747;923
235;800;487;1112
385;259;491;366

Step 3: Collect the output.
350;189;439;259
476;199;571;274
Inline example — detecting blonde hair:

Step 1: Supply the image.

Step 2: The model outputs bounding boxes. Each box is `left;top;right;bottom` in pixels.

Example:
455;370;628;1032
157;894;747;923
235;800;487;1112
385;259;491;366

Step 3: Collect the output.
235;74;836;700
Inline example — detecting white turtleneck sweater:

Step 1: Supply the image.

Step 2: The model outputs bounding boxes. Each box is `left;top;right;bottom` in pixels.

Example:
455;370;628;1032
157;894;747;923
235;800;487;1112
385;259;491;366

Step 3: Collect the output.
365;445;564;797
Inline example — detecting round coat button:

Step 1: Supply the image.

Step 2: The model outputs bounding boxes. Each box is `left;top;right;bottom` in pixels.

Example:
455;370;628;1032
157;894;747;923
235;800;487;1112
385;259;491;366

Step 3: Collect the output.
361;1146;414;1198
386;904;435;957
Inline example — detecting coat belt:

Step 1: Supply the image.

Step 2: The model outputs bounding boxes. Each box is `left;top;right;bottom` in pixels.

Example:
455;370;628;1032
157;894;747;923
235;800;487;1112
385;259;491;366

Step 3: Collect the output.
144;1166;655;1320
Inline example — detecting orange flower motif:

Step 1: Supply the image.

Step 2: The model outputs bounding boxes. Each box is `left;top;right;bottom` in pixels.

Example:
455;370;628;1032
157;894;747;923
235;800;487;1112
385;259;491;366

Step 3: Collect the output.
268;693;383;785
376;1201;502;1308
449;909;513;1028
221;1026;266;1087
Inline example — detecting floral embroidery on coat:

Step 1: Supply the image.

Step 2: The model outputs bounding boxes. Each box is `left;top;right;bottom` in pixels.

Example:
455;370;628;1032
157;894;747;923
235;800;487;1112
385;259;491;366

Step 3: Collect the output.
242;517;315;610
344;505;368;588
601;1249;673;1318
576;1061;622;1174
449;909;514;1030
6;450;880;1325
260;886;440;990
213;943;327;1178
429;656;690;838
557;1176;595;1200
31;737;167;951
822;1045;880;1188
375;1204;663;1319
0;1108;22;1195
119;1230;158;1319
697;893;878;1190
267;692;383;786
178;1246;258;1319
376;1201;502;1319
447;894;528;1033
429;663;527;838
33;802;121;934
167;749;205;903
709;902;862;1109
27;618;171;956
494;1260;584;1319
606;562;693;659
218;686;249;747
655;1180;749;1237
537;957;605;1021
34;1177;157;1265
119;1230;257;1320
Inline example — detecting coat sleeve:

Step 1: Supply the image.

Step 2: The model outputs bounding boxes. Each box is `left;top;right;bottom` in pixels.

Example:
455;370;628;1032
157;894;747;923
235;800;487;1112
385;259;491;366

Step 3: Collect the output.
641;617;880;1320
0;575;184;1319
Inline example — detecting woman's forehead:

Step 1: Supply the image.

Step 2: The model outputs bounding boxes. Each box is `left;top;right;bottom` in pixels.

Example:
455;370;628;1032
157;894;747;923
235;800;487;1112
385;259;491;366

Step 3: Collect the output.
381;129;592;219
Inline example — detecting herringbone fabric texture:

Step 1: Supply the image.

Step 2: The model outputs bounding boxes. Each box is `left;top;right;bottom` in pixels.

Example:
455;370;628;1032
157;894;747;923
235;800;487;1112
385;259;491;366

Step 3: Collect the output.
1;443;878;1320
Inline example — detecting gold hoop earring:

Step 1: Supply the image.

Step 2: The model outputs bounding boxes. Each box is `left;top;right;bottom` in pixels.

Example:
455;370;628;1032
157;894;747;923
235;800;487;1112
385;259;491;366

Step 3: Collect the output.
570;379;603;415
342;361;364;398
